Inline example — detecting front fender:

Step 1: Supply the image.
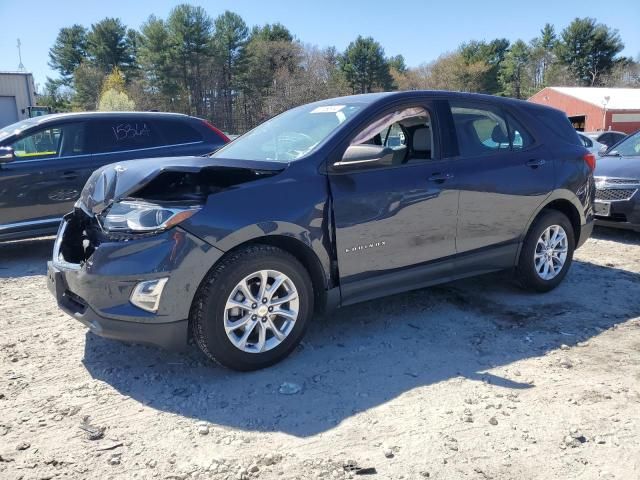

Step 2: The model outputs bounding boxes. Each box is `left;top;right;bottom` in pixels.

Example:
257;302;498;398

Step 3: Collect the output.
179;172;333;287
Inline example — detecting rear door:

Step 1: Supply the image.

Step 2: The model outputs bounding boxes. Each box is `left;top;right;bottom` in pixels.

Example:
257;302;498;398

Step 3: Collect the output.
0;121;91;226
450;100;554;254
328;101;460;298
90;117;169;164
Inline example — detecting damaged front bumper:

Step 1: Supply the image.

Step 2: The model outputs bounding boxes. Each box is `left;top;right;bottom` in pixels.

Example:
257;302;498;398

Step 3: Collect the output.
47;211;224;350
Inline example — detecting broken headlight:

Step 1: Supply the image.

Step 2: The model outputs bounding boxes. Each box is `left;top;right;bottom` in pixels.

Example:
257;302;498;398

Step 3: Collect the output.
100;201;201;233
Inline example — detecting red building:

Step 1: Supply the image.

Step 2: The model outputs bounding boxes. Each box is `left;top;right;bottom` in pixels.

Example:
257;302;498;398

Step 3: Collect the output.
528;87;640;134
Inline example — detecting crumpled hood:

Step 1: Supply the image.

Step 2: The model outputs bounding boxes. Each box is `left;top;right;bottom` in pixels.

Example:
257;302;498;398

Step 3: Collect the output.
77;156;286;215
595;155;640;179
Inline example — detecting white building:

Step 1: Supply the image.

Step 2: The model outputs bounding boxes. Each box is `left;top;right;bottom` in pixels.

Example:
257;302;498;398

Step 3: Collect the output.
0;71;37;128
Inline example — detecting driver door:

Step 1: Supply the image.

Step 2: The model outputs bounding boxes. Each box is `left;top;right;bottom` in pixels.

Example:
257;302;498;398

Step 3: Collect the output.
0;122;90;227
328;102;459;303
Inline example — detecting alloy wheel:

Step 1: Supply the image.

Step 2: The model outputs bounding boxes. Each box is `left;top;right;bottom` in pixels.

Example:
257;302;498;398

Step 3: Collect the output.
223;270;299;353
533;224;568;281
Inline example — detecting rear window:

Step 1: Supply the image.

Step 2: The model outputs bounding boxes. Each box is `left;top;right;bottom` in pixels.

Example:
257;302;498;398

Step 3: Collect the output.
611;132;626;144
578;134;593;148
156;120;202;145
598;133;613;145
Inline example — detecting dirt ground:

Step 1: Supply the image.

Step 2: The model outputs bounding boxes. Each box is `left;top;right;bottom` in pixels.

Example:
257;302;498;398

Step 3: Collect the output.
1;227;639;480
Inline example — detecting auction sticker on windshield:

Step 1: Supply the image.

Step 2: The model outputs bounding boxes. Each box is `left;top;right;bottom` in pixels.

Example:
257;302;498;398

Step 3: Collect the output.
310;105;345;114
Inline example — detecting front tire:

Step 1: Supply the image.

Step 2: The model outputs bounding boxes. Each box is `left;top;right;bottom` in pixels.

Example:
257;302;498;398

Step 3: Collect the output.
516;210;575;292
191;245;313;371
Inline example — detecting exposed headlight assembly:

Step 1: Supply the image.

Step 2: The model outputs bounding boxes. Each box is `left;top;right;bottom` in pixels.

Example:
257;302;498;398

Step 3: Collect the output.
100;201;201;233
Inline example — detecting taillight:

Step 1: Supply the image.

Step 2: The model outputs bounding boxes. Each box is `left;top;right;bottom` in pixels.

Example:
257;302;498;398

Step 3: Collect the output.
201;120;230;143
583;152;596;171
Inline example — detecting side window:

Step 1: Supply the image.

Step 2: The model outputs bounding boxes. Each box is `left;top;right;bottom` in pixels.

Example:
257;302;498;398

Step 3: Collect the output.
93;119;160;154
349;107;434;164
11;123;87;160
59;123;87;157
12;127;61;159
451;102;534;155
451;102;510;156
504;112;534;150
157;120;202;145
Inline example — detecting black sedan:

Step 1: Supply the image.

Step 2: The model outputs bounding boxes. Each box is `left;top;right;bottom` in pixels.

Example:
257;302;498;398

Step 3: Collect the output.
594;130;640;231
0;112;228;241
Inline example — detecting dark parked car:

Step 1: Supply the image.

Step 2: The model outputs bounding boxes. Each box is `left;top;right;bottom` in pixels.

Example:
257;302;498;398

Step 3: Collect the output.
593;130;640;231
0;112;228;241
48;92;595;370
584;130;627;151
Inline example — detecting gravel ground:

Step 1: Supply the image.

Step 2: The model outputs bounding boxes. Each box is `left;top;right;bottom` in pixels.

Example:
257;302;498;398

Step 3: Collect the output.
1;227;639;480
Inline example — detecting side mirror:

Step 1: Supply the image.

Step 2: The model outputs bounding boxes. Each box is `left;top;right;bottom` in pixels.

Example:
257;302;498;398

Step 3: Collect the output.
333;144;394;169
0;146;15;163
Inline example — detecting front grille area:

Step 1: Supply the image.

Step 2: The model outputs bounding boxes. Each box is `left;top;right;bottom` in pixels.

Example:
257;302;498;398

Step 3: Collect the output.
595;188;637;201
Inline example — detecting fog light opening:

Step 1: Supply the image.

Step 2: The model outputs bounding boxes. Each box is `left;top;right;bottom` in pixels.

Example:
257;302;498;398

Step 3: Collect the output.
130;278;169;313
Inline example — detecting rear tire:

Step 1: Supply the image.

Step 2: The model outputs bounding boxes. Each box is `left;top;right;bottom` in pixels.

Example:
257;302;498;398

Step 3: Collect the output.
190;245;313;371
515;210;575;292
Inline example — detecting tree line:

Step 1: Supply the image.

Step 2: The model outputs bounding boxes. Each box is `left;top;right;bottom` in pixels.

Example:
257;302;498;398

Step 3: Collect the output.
396;20;637;99
41;5;639;134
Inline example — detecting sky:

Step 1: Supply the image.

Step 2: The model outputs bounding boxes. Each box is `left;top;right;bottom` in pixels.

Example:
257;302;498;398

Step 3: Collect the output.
0;0;639;90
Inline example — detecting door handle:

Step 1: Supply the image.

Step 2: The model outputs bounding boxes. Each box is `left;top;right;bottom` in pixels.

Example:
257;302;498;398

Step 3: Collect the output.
62;170;78;180
428;173;454;183
526;159;546;168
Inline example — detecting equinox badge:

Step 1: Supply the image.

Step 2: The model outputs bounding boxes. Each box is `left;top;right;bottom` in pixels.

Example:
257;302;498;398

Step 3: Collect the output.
345;241;386;254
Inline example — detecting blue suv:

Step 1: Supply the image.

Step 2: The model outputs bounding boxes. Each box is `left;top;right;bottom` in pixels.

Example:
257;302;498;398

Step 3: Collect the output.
48;92;595;370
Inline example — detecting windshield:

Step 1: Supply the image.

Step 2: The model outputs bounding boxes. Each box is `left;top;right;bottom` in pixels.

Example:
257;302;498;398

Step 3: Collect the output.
0;117;42;143
608;131;639;156
212;103;363;162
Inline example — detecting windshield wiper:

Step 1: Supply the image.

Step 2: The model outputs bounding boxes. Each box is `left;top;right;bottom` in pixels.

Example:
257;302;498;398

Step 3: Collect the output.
601;151;621;157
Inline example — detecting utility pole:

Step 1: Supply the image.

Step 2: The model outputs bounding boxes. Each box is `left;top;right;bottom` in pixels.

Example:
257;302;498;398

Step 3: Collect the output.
17;38;25;71
601;95;610;131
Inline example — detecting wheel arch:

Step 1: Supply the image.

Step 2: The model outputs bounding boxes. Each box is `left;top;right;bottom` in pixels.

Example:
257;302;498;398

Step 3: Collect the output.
541;199;581;245
200;234;332;316
516;193;584;265
525;192;585;244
